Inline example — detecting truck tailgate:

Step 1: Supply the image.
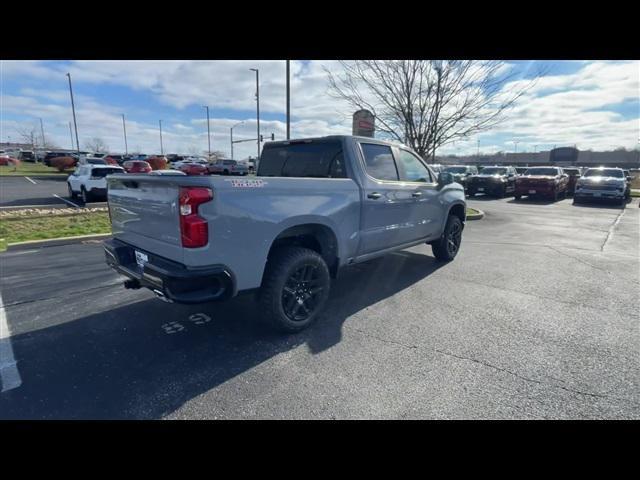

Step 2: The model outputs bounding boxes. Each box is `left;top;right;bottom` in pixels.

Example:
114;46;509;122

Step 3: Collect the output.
107;175;184;263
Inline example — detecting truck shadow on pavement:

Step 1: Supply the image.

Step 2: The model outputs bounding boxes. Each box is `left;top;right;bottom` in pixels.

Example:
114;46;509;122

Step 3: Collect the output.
0;250;443;419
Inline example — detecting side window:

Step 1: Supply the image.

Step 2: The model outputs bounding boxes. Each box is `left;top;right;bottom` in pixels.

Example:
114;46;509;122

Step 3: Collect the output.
396;149;432;183
360;143;398;181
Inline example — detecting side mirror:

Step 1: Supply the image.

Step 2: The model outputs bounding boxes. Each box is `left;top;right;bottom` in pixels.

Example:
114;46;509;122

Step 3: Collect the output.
626;176;632;181
438;171;454;188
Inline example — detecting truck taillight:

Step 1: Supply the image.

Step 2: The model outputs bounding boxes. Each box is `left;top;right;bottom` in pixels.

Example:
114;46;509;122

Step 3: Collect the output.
179;187;213;248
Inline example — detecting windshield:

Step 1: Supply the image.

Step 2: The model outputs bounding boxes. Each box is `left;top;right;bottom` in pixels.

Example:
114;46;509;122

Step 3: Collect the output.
86;159;107;165
444;166;468;174
481;167;507;175
525;168;558;176
564;168;580;175
583;169;623;178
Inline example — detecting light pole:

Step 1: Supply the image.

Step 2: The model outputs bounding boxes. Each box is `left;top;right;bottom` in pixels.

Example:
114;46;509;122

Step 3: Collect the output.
39;118;46;148
249;68;260;164
286;60;290;140
68;122;74;150
230;120;245;160
66;72;80;155
159;120;164;155
514;140;519;154
203;105;211;159
121;114;128;155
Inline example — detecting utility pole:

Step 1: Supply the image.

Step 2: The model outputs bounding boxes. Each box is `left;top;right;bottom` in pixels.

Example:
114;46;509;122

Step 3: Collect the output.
159;120;164;155
286;60;290;140
250;68;260;165
477;138;480;159
121;114;128;155
514;140;519;154
66;72;80;155
203;105;211;159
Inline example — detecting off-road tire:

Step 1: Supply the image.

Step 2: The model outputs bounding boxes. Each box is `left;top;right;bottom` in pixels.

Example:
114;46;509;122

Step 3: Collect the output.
432;215;464;262
258;247;331;333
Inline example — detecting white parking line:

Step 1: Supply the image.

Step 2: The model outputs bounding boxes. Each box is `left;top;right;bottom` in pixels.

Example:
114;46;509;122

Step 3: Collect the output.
0;292;22;392
53;194;80;208
24;176;37;185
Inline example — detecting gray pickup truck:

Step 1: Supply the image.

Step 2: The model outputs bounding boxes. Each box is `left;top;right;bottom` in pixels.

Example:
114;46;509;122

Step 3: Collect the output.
104;135;466;332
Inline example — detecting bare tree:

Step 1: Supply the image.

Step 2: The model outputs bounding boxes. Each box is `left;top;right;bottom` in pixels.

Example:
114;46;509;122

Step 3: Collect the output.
326;60;542;161
84;137;109;153
15;125;59;149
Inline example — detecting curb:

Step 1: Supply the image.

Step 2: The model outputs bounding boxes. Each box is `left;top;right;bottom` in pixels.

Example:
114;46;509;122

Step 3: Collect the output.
466;209;485;220
6;233;112;251
0;202;107;211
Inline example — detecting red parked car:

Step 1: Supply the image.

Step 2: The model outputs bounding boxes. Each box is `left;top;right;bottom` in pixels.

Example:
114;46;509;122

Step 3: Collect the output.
0;155;19;166
514;167;569;201
179;162;209;176
123;160;152;174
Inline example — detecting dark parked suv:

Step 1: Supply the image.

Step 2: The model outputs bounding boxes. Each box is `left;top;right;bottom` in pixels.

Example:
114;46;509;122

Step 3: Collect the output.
442;165;478;192
467;166;518;197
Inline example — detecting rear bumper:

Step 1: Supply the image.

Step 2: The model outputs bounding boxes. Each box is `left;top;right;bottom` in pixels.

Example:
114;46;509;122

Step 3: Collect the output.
88;187;107;197
104;238;235;303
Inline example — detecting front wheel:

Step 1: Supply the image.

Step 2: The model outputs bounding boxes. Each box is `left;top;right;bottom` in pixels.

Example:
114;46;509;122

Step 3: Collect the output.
259;247;331;333
81;187;90;204
432;215;463;262
514;195;521;201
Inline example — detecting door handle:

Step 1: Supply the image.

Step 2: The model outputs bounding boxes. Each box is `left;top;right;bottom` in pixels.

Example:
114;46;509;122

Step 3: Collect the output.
367;192;382;199
412;191;423;197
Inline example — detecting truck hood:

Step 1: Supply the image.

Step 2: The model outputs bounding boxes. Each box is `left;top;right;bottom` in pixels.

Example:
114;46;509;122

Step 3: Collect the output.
518;175;556;181
578;176;624;185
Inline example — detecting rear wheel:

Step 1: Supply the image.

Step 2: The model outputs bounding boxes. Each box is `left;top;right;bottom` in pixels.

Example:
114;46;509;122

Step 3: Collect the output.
223;169;229;175
432;215;463;262
514;195;521;200
259;247;331;333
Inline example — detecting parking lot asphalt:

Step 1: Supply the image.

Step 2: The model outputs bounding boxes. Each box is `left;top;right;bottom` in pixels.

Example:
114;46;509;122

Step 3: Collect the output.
0;196;638;419
0;176;76;208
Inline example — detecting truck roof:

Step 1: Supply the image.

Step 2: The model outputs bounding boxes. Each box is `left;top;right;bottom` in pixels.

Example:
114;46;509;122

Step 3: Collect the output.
265;135;411;149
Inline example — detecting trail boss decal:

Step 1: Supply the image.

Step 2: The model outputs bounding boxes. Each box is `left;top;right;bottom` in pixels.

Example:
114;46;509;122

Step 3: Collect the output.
227;179;266;188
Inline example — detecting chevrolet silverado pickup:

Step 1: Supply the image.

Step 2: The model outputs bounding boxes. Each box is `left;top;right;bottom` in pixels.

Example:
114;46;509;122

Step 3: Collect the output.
104;135;466;332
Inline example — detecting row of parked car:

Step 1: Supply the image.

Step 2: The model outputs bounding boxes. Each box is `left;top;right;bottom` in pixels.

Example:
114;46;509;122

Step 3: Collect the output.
438;165;633;205
65;155;252;203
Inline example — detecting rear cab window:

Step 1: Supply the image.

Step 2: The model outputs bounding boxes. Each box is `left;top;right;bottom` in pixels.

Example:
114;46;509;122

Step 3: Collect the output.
91;167;123;177
258;140;347;178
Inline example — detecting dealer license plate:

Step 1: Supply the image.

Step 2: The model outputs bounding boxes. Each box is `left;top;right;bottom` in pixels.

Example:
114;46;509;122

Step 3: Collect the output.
528;189;536;194
477;187;484;191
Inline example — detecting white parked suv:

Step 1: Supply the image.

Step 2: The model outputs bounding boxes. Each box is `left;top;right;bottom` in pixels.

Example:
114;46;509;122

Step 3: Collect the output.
68;164;125;203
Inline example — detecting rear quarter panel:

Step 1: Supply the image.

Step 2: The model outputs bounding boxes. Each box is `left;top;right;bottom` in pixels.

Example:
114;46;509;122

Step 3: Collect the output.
187;176;361;291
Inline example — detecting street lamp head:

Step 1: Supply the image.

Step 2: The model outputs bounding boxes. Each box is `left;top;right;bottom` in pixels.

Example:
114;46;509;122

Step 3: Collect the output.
250;68;258;72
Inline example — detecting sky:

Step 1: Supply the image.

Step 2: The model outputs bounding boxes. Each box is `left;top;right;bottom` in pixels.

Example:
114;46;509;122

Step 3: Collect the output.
1;60;638;159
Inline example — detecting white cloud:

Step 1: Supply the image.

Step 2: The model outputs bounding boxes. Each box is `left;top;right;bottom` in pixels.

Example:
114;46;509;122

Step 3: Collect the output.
2;60;638;157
